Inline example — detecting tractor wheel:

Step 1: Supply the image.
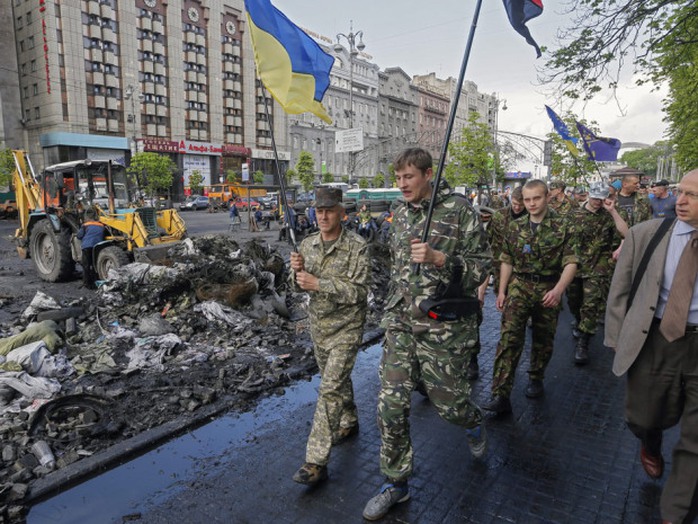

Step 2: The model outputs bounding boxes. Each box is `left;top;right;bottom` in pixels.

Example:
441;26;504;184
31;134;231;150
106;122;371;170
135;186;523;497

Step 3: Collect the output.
29;220;75;282
96;246;131;280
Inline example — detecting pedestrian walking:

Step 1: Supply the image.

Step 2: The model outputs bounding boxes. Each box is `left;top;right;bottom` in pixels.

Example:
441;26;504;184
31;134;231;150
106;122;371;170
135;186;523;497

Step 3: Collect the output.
547;179;576;215
650;179;677;219
289;187;370;486
605;169;698;524
76;208;106;289
363;148;491;521
566;182;626;364
483;179;578;415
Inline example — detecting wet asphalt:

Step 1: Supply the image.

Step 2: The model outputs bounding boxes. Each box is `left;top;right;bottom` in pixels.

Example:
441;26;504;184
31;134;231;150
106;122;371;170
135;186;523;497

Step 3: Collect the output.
28;282;677;524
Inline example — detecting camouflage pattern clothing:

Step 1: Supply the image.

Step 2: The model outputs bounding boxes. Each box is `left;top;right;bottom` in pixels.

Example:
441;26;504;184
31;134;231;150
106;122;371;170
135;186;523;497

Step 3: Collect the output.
548;194;576;215
290;227;370;466
487;205;527;292
379;183;491;481
566;204;619;335
489;193;507;210
615;192;652;227
492;208;577;398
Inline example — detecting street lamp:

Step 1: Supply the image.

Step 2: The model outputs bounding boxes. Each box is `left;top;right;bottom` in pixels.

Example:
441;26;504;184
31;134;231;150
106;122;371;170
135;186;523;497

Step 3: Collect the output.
335;21;366;183
125;84;144;156
490;94;507;189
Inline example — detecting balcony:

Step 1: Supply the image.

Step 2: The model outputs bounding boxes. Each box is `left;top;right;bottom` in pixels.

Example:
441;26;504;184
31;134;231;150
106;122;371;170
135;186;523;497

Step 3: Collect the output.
102;28;116;43
197;72;207;84
152;20;163;33
146;123;157;136
154;63;165;75
231;63;241;75
143;82;155;94
100;3;113;18
224;98;236;109
156;105;168;117
224;79;235;91
141;39;153;53
197;91;207;103
93;95;106;108
196;34;205;47
232;81;242;92
87;1;100;16
233;99;242;110
140;17;152;31
106;97;118;110
95;117;107;131
145;102;156;114
186;50;197;63
196;53;206;66
89;24;101;39
107;118;120;133
153;42;165;55
223;62;233;73
223;43;233;54
186;70;198;82
186;32;196;44
256;120;268;131
231;43;241;57
142;60;154;74
157;124;167;136
103;50;116;65
91;72;104;85
90;48;103;62
105;75;119;88
155;84;166;96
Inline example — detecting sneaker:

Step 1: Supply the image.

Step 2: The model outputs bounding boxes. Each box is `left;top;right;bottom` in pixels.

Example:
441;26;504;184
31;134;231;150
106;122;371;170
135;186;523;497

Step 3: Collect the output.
482;395;512;414
525;379;544;398
466;356;480;381
292;462;327;485
333;424;359;445
465;423;487;458
362;481;410;521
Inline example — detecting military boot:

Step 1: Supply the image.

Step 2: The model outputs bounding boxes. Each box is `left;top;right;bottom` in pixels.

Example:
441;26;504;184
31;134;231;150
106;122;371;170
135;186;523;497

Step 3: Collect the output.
574;332;591;365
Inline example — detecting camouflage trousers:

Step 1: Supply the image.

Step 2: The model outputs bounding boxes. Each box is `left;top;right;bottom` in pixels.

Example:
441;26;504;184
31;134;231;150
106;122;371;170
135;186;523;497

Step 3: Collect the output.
378;312;482;481
567;275;610;335
492;278;561;398
305;341;360;466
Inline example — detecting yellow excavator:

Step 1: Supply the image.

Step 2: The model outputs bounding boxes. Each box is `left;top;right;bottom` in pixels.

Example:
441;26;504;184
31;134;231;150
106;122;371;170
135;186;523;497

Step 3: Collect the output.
12;150;187;282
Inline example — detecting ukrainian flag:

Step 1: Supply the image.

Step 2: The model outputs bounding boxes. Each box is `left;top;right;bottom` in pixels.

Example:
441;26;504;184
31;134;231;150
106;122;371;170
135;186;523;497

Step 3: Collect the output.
245;0;334;124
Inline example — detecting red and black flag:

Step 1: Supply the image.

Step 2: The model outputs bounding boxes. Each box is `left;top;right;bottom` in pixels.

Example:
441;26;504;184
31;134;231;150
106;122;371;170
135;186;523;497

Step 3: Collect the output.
503;0;543;58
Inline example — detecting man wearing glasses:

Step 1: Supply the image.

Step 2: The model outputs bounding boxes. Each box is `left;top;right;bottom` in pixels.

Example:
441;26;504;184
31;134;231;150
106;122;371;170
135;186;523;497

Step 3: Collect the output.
606;170;698;524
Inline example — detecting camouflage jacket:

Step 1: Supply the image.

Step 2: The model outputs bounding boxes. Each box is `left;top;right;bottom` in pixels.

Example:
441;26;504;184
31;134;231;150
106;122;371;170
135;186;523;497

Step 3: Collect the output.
500;208;578;277
384;183;492;324
548;194;576;215
488;206;527;264
615;193;653;227
567;205;618;278
291;227;369;340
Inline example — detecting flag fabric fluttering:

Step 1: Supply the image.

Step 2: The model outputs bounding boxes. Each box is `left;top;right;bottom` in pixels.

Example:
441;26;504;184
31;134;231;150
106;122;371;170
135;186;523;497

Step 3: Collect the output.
245;0;334;123
502;0;544;58
544;105;579;157
575;122;622;162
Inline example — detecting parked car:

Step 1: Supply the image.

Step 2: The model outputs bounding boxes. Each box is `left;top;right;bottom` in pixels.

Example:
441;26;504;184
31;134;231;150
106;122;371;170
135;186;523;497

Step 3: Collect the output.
234;198;260;210
258;196;276;210
179;195;209;211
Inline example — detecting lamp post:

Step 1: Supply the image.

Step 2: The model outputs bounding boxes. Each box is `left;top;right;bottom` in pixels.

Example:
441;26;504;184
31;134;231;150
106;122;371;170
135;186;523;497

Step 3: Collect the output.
490;94;507;190
335;21;365;184
125;84;144;157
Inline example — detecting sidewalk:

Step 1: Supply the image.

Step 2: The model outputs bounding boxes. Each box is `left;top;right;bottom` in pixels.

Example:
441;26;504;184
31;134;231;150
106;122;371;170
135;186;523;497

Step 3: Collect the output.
29;294;672;523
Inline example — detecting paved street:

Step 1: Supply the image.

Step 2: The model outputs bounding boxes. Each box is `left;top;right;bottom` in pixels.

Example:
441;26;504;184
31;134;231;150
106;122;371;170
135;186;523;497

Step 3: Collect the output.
28;288;677;523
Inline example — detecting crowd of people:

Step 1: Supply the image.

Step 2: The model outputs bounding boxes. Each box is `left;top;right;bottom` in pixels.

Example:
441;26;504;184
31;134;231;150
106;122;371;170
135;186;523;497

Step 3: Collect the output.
281;148;695;523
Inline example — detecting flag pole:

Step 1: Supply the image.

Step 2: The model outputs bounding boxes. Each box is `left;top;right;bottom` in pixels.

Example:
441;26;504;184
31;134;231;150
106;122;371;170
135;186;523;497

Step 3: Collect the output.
416;0;484;275
262;90;298;252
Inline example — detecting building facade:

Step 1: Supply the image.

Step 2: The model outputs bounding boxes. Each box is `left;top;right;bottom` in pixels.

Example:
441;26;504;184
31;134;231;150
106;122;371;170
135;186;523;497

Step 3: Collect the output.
8;0;289;200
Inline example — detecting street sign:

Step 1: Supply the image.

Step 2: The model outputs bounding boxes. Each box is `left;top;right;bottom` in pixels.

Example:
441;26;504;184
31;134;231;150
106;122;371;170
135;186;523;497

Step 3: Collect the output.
241;163;249;182
335;128;364;153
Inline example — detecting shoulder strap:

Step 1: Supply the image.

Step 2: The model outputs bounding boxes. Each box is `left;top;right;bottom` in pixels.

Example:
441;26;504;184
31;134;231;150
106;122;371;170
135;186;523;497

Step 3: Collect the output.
626;218;674;312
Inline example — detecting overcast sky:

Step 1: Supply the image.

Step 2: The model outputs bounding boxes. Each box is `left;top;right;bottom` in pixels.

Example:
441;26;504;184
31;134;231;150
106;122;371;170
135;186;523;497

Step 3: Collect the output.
274;0;668;148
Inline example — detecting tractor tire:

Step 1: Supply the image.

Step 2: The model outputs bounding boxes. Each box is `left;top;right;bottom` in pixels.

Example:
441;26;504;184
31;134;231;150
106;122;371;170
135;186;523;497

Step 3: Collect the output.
29;220;75;282
96;246;131;280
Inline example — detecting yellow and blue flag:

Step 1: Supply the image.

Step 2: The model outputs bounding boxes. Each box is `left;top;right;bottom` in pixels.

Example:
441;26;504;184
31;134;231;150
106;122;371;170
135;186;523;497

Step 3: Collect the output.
544;105;579;157
576;122;621;162
245;0;334;124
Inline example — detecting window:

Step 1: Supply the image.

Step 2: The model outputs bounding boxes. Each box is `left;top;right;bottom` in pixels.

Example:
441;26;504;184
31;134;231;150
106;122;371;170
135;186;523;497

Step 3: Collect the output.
23;86;28;98
28;36;35;49
33;84;38;95
24;109;30;121
30;60;36;72
34;107;40;119
19;40;24;52
26;11;32;24
17;16;22;28
21;63;26;75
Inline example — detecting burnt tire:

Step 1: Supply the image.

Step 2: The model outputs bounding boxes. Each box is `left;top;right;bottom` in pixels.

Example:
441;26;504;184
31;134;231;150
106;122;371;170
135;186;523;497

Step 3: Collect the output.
95;246;131;280
29;220;75;282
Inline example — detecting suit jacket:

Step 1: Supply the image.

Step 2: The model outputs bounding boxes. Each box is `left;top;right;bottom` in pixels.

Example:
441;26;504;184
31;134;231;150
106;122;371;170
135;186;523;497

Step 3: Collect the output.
604;218;676;376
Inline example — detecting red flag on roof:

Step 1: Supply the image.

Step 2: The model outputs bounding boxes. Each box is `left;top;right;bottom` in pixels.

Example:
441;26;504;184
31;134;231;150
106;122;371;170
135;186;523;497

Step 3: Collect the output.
502;0;543;58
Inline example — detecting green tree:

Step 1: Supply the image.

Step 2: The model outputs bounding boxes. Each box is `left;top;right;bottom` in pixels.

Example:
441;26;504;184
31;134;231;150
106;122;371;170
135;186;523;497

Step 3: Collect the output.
188;170;204;195
444;112;495;188
373;173;385;188
285;168;296;185
388;163;396;187
0;149;14;188
127;152;175;196
295;151;315;192
358;177;369;189
620;141;672;180
341;175;349;184
321;171;334;183
253;170;265;184
226;169;239;184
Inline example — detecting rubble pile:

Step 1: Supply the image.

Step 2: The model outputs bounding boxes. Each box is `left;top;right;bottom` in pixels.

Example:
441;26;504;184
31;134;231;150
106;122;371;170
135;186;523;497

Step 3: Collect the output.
0;234;390;518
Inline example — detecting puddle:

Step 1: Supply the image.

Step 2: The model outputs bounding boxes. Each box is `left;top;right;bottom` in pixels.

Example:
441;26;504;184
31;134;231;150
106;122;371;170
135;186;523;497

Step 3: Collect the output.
27;343;382;524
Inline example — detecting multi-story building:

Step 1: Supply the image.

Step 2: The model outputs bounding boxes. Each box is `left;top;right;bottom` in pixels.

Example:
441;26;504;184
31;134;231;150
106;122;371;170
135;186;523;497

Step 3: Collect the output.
414;83;449;166
7;0;289;200
376;67;418;179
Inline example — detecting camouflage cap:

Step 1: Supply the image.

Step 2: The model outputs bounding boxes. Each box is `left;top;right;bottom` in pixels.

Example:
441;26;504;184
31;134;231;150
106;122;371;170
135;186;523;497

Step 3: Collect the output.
549;179;566;190
315;187;343;208
588;182;610;200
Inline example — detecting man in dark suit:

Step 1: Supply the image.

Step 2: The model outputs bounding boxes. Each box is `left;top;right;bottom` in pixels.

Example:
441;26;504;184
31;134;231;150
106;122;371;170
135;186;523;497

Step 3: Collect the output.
605;169;698;524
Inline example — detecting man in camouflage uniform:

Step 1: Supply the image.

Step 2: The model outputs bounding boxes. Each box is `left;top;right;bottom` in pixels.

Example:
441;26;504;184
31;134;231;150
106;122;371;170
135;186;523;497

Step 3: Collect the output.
483;179;578;414
547;179;576;215
290;187;370;486
362;148;491;521
468;187;527;380
567;182;627;364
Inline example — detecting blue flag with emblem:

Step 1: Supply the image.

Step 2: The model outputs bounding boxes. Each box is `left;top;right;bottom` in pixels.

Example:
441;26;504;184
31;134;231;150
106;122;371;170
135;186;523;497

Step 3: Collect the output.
576;121;622;162
245;0;334;124
544;105;579;157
